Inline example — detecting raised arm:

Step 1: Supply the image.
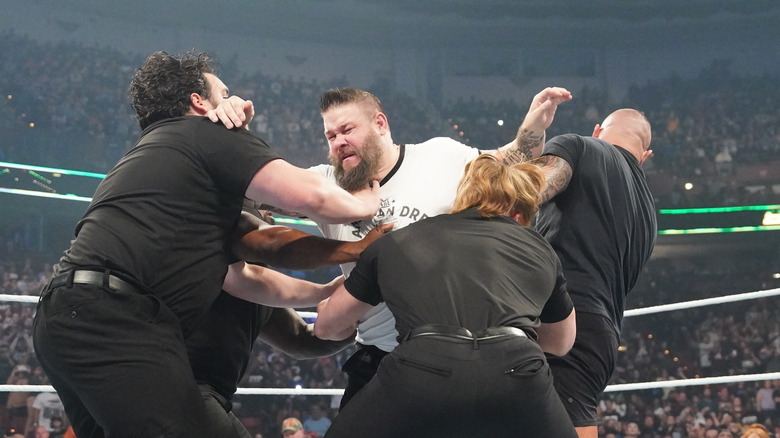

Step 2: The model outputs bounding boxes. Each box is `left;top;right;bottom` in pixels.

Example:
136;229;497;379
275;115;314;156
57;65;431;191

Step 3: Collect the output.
314;284;374;341
488;87;572;165
222;261;343;307
256;308;355;360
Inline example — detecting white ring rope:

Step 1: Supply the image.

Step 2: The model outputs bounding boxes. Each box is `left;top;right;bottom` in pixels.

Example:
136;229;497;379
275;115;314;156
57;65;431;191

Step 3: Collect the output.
7;287;779;314
623;287;780;317
4;287;778;395
0;294;39;303
603;372;780;393
8;372;780;395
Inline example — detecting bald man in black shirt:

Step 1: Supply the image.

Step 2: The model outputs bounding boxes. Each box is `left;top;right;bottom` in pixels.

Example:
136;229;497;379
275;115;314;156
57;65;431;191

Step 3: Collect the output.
533;109;657;438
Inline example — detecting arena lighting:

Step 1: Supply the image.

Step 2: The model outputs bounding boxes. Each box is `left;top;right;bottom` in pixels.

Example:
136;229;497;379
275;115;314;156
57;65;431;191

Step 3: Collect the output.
274;217;319;227
497;119;504;126
763;210;780;226
658;225;780;235
658;204;780;214
684;182;694;190
658;204;780;234
3;161;779;236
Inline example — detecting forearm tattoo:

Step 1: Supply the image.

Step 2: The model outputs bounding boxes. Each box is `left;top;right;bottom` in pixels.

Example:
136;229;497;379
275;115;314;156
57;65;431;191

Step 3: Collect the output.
501;128;545;165
537;155;572;204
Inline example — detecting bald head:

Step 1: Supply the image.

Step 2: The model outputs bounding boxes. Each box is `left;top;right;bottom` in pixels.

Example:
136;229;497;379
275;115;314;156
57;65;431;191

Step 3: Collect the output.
594;109;652;164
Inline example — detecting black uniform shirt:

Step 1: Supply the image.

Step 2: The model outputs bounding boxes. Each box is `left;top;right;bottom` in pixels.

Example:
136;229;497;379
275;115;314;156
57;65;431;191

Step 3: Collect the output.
58;116;280;335
187;208;274;399
187;291;273;398
535;134;656;333
344;208;573;341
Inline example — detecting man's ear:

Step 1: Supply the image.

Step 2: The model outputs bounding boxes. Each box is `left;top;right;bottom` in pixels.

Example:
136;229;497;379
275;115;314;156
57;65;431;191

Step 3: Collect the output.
510;211;530;226
639;149;653;165
374;112;389;135
592;123;602;138
189;92;210;115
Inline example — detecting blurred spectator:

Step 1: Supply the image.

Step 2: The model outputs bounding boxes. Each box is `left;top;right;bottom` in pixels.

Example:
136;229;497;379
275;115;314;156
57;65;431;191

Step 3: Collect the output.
45;417;67;438
281;417;305;437
25;388;66;436
756;381;777;426
302;403;330;438
624;421;642;437
3;365;30;433
1;32;778;207
1;30;779;438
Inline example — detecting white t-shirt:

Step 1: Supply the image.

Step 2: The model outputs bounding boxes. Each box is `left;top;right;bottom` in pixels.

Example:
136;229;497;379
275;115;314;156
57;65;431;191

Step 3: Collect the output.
311;137;480;351
32;391;66;431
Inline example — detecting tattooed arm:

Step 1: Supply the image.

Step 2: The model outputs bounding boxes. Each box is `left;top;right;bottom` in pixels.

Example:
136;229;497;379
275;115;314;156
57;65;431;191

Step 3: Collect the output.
488;87;572;165
495;127;546;165
536;155;573;204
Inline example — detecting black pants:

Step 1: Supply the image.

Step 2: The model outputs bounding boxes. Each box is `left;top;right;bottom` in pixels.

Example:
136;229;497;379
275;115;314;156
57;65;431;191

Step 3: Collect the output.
199;384;252;438
546;312;619;428
325;335;577;438
339;344;388;409
33;279;240;438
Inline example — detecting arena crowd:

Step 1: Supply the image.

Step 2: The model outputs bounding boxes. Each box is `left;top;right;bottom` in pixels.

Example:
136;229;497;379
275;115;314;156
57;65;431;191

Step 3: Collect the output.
1;32;778;437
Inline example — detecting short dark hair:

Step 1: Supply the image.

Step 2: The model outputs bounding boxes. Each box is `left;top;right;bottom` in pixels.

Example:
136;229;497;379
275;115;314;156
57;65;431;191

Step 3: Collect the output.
128;51;215;129
319;87;383;114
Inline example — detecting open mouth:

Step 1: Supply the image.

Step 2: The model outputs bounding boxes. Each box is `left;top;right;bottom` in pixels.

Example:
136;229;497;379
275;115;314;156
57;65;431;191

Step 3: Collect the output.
340;151;358;164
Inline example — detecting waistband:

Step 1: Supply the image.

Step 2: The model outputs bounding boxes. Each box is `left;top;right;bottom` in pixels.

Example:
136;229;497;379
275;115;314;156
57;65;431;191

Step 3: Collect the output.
355;343;392;357
404;324;527;348
48;269;146;296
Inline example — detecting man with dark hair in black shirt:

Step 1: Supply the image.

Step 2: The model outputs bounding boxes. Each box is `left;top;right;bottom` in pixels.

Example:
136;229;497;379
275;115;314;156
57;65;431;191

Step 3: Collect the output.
532;108;657;438
32;51;380;438
314;155;578;438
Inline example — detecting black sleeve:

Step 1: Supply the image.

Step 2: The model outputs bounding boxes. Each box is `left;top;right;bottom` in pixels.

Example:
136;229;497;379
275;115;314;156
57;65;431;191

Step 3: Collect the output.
542;133;584;173
539;258;573;323
343;241;383;306
196;118;282;196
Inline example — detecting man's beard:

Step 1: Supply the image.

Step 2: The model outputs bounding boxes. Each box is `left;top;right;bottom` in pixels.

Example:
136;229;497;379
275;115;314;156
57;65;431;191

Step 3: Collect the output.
328;132;383;192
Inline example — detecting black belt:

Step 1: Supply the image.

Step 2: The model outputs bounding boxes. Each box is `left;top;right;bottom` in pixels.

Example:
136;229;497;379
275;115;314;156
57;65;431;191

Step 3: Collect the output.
49;269;144;295
405;324;527;348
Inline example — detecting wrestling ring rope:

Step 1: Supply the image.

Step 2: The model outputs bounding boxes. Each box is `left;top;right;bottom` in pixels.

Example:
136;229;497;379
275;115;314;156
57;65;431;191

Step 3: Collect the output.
2;287;779;395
